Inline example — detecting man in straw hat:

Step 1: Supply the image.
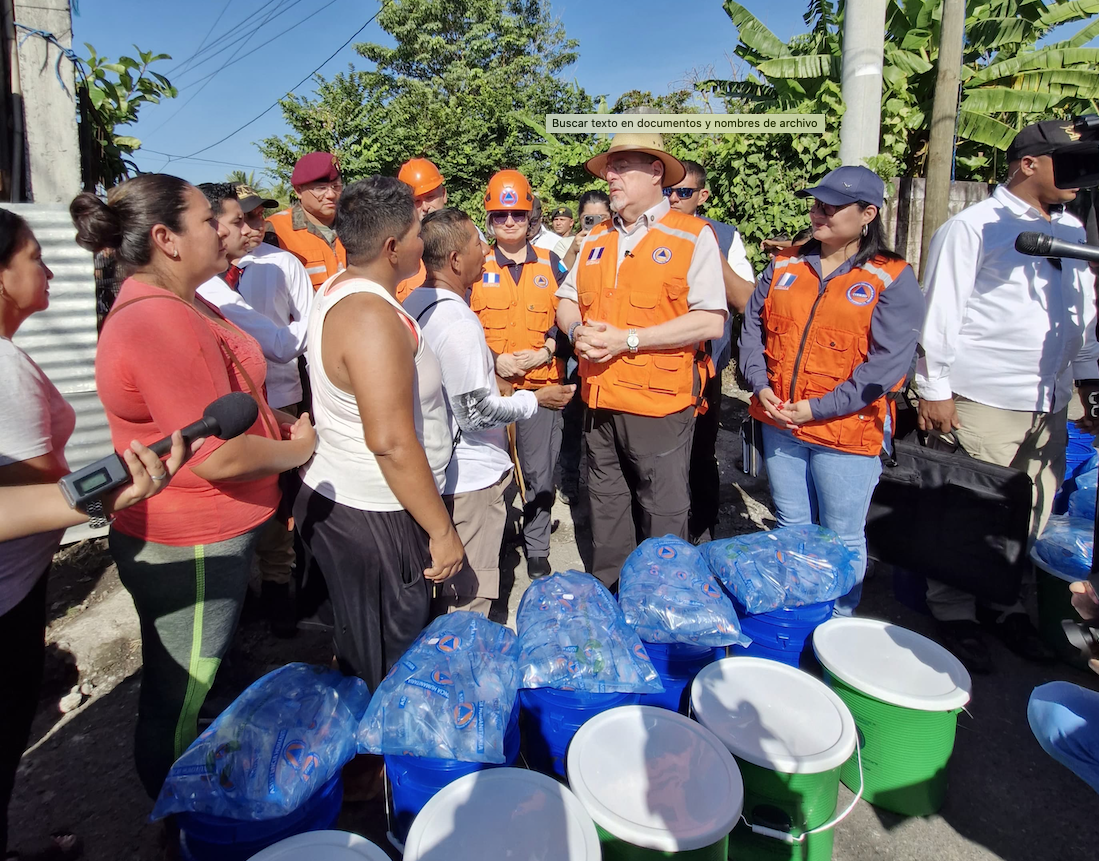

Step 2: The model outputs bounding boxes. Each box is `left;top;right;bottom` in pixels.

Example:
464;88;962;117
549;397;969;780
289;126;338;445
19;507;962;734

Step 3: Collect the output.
555;132;728;588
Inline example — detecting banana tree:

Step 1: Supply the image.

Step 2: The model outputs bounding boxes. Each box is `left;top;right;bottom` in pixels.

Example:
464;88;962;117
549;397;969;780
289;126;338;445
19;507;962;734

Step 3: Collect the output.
705;0;1099;180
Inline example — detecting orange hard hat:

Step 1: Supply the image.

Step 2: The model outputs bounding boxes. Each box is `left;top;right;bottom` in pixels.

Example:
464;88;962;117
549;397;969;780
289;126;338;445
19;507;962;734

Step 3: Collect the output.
398;158;445;197
484;170;533;212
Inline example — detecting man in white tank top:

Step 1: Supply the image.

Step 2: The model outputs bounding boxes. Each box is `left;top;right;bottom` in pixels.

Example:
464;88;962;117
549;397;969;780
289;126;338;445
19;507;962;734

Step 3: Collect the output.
405;209;575;618
293;177;464;695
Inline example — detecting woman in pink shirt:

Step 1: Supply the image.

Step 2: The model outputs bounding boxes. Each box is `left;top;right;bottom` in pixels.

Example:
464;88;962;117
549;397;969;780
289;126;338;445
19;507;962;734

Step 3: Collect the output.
71;175;316;802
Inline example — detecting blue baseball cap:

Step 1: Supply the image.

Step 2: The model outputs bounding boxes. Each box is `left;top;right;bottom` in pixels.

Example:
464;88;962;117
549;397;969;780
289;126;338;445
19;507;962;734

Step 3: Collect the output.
795;165;885;209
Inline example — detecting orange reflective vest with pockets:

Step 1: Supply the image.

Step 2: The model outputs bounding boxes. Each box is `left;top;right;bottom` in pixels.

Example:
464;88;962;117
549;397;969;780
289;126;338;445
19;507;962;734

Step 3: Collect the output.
267;209;347;291
471;246;564;389
576;211;713;418
748;251;911;456
396;260;427;303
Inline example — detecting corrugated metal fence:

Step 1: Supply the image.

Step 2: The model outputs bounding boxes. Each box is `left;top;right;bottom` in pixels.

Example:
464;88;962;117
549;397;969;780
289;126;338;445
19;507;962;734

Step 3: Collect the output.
6;203;112;542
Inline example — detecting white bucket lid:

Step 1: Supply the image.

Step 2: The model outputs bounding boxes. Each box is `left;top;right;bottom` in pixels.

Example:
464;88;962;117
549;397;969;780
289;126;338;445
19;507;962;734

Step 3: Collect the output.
403;768;600;861
813;617;972;711
566;705;743;852
246;830;391;861
691;657;857;774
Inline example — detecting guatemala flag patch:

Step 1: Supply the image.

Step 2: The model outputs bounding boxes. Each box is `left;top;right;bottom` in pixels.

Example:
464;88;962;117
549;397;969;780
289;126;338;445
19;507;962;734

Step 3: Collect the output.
586;246;605;264
775;272;797;289
482;272;501;284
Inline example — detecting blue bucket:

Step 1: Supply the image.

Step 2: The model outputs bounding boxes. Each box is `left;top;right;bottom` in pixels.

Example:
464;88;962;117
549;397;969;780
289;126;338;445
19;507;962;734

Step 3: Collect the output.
178;773;342;861
384;704;520;845
1055;425;1097;513
519;688;641;778
729;601;835;667
636;641;724;714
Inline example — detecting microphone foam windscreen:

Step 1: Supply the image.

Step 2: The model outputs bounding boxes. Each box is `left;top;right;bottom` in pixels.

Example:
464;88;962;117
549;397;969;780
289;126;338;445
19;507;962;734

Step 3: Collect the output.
1014;232;1048;256
203;392;260;440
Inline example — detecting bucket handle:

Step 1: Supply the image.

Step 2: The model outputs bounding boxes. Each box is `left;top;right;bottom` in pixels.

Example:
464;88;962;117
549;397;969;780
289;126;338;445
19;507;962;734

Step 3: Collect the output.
741;743;865;845
383;762;407;855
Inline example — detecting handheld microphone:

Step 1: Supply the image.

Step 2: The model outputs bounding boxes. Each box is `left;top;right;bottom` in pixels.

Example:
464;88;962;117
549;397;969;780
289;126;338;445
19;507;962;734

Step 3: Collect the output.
1015;232;1099;264
58;393;260;508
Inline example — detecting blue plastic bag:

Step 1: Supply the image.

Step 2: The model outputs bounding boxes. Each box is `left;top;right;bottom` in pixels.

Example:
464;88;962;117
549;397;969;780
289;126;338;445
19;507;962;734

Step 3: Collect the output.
517;569;664;693
357;611;519;763
619;535;750;647
151;663;368;821
702;525;859;614
1035;515;1093;581
1068;468;1097;522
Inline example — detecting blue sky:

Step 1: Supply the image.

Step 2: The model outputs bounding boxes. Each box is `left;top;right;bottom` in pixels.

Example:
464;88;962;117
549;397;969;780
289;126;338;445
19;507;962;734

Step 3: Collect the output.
70;0;814;184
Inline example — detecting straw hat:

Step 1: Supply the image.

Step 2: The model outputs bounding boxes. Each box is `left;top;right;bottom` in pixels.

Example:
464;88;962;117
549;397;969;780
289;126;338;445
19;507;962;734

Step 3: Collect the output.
585;132;686;188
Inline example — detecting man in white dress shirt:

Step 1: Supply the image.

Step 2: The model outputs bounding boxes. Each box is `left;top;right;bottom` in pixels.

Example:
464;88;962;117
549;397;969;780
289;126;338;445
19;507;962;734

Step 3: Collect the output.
196;182;313;637
917;120;1099;673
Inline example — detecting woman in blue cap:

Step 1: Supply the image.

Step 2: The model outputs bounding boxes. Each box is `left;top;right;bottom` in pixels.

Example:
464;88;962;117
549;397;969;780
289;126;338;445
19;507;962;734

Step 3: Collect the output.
738;165;926;614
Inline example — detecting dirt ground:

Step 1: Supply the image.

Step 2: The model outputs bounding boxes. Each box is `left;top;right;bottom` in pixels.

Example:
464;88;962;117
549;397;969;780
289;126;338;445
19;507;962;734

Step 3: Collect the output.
8;378;1099;860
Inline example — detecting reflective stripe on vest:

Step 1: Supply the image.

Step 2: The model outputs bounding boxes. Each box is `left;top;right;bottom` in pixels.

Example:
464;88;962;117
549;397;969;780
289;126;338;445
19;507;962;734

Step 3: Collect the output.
267;210;347;291
748;251;911;456
575;209;713;418
471;246;564;389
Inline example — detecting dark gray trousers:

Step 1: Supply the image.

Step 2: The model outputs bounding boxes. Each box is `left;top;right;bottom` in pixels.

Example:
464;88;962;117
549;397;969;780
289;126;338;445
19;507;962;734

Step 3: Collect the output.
515;404;563;559
585;406;695;587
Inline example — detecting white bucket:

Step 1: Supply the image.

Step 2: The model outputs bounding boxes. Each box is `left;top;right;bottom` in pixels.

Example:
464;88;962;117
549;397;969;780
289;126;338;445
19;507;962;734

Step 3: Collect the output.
402;767;600;860
245;830;391;860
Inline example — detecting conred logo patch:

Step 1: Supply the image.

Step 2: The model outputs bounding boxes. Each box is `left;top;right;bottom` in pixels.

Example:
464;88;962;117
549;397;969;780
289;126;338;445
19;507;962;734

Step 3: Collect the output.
652;246;672;264
846;282;876;306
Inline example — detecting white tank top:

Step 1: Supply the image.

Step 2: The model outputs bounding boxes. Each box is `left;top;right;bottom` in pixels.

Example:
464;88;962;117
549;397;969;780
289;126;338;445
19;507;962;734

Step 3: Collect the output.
301;275;450;511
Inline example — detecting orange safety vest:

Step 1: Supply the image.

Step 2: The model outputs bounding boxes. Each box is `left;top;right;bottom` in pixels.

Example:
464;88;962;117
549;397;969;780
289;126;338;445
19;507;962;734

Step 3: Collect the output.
470;246;564;389
575;210;713;418
396;259;426;303
267;209;347;291
748;251;911;456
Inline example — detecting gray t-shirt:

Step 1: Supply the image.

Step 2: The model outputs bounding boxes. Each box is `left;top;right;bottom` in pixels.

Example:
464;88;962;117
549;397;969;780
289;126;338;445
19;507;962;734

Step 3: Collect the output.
0;338;75;614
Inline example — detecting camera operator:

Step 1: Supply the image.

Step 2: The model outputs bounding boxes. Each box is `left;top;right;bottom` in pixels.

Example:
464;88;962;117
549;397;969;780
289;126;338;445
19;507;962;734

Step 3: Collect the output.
1028;580;1099;793
916;119;1099;674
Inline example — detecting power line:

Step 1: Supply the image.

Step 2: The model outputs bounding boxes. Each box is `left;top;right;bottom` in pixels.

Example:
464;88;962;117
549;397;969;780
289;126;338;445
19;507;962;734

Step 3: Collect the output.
173;0;236;77
143;0;306;138
177;1;388;161
163;0;281;75
172;0;299;83
139;148;270;171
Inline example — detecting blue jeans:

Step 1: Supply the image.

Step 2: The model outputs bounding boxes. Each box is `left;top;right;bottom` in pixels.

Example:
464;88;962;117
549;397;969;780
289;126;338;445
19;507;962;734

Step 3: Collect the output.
760;423;883;615
1028;681;1099;793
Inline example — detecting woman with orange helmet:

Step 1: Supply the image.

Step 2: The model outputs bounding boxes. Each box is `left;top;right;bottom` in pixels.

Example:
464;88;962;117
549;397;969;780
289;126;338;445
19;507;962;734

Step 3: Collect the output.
473;169;573;580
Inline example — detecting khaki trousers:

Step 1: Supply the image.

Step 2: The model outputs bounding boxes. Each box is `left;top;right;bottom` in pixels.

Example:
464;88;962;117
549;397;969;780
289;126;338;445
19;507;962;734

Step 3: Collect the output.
926;395;1067;623
434;469;514;617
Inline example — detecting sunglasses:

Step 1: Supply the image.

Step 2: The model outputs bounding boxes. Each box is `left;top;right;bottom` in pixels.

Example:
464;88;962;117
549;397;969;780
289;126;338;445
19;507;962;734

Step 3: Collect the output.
663;187;699;199
809;199;858;217
489;211;530;223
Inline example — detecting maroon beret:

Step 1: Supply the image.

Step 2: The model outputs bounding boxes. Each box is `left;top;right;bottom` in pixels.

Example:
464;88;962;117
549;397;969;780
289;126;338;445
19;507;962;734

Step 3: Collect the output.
291;152;341;185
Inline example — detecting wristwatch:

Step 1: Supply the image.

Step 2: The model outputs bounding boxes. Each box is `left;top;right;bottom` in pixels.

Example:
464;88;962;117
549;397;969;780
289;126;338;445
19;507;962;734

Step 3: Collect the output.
568;321;582;344
626;329;640;354
81;497;113;530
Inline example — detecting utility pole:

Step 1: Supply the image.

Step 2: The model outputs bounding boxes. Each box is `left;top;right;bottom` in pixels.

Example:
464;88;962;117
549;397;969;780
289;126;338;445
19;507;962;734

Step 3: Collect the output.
838;0;888;167
920;0;966;276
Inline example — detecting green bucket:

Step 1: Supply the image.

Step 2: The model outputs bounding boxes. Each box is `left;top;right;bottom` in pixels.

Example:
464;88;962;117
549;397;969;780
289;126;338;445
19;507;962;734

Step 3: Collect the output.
597;825;728;861
567;705;743;860
1032;549;1089;670
813;618;971;818
691;658;858;861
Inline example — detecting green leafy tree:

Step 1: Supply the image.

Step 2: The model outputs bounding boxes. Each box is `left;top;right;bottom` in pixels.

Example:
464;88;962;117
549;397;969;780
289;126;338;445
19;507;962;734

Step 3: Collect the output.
77;44;177;190
706;0;1099;180
258;0;592;216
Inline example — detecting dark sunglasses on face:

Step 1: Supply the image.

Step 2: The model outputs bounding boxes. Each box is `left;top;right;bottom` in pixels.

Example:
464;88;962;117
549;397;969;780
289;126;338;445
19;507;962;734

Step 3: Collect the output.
810;199;858;217
489;211;530;223
663;187;699;199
